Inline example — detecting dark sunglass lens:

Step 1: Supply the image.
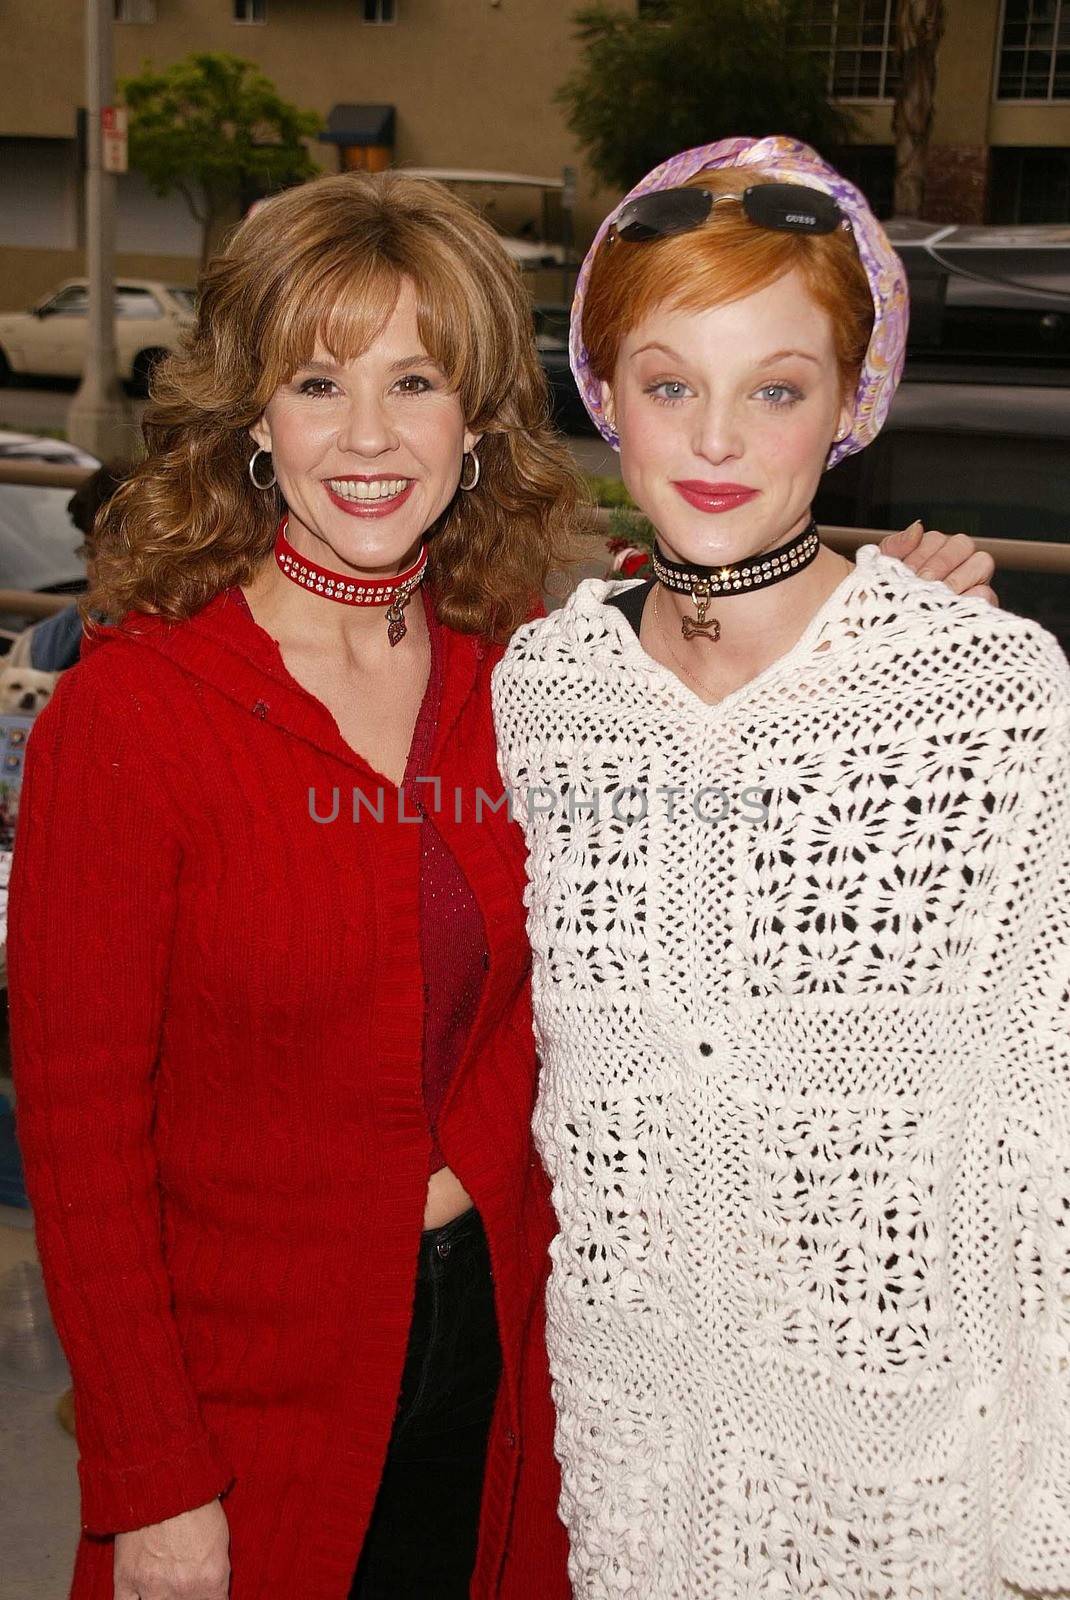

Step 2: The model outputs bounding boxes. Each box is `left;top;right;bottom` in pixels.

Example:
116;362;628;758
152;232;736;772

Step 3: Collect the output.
616;187;714;241
743;183;843;234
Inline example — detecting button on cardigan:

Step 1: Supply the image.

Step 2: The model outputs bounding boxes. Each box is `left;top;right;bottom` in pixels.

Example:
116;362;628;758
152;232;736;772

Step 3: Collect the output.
7;587;570;1600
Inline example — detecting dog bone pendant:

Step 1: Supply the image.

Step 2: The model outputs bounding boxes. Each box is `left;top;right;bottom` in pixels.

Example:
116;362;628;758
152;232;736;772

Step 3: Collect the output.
682;580;721;642
681;613;721;641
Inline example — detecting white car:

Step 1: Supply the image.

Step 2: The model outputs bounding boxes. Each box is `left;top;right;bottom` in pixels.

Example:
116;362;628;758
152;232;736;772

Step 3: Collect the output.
0;431;98;597
0;279;195;392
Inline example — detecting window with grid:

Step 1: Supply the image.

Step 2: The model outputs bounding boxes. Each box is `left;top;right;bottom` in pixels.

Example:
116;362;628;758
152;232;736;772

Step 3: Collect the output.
362;0;396;21
114;0;156;20
790;0;901;100
998;0;1070;98
233;0;267;21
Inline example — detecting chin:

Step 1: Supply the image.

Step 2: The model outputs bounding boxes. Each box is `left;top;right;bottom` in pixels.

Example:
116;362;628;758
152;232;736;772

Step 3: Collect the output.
653;515;773;569
306;510;425;574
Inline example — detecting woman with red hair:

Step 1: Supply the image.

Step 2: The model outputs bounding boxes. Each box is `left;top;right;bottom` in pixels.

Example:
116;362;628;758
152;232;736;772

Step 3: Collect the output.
494;138;1069;1599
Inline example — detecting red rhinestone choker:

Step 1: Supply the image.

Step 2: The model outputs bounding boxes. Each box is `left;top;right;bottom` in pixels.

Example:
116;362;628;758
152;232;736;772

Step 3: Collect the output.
273;518;428;646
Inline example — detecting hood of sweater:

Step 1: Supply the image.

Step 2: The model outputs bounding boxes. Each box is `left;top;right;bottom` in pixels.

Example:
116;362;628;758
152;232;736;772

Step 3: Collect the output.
80;584;491;777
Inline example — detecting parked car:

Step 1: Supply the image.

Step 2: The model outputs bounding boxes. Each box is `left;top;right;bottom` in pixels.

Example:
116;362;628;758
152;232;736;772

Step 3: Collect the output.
533;303;596;435
813;373;1070;651
888;219;1070;366
0;280;195;393
0;432;94;624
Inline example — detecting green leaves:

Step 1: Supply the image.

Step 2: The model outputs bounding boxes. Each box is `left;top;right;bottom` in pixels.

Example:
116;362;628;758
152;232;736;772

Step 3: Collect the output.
120;52;321;260
557;0;856;192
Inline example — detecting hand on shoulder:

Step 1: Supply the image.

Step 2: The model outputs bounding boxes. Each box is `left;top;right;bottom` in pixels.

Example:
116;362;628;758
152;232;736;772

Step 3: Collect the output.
878;521;998;606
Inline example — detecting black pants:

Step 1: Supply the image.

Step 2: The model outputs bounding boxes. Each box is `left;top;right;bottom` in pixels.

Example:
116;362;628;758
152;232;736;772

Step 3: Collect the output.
349;1207;502;1599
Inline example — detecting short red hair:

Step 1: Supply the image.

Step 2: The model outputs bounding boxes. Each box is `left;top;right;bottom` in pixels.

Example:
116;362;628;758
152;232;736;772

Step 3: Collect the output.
581;170;874;399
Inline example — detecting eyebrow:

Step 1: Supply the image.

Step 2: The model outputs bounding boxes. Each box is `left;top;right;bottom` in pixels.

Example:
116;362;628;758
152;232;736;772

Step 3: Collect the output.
630;342;683;361
631;341;822;368
757;348;822;367
294;353;442;375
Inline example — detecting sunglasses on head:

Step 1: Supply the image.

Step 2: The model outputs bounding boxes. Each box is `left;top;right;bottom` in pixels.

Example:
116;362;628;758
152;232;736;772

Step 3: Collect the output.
610;182;848;243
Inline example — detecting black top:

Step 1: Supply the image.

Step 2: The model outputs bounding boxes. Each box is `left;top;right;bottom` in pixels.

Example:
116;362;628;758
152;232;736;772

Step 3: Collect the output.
604;579;654;638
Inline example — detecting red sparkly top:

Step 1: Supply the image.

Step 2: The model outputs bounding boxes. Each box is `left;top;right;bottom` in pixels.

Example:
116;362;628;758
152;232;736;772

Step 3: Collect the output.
230;584;486;1174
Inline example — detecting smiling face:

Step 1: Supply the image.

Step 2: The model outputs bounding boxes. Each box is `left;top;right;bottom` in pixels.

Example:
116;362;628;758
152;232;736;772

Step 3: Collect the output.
603;269;855;568
250;278;479;577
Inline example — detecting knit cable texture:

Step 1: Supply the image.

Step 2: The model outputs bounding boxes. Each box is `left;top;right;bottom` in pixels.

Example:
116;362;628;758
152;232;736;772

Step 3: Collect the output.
7;597;570;1600
492;545;1070;1600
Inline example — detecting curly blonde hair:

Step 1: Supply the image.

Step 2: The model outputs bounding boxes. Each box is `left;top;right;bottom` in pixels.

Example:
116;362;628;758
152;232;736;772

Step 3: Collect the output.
86;171;583;640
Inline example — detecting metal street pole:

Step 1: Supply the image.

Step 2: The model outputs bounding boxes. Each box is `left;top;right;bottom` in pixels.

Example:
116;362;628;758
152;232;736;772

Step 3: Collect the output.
68;0;135;459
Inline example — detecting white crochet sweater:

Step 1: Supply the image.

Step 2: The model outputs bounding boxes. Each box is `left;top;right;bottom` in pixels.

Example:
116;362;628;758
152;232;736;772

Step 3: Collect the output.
492;547;1070;1600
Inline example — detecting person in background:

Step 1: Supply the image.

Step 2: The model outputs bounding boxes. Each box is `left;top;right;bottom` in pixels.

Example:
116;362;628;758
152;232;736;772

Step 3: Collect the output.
5;463;129;674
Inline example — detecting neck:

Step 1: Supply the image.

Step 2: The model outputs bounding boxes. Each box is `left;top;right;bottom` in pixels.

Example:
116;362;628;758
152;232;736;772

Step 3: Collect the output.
243;518;428;661
657;540;850;663
646;513;852;699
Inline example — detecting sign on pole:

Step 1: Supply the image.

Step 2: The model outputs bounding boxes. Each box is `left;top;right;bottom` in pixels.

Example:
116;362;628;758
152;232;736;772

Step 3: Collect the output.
101;106;128;175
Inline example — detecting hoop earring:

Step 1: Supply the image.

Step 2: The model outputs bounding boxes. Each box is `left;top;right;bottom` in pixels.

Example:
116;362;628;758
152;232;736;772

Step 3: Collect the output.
459;450;480;492
249;447;277;490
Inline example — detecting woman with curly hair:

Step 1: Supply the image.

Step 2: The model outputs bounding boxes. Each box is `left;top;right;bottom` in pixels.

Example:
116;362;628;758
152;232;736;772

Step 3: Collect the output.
7;166;989;1600
7;171;581;1600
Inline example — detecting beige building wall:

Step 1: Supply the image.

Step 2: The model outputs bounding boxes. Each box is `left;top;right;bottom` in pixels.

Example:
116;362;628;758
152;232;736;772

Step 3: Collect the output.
1;0;1069;309
848;0;1070;222
0;0;625;308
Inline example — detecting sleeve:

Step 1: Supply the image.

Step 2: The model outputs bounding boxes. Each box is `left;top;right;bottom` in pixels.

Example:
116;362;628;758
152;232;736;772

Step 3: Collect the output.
992;644;1070;1594
6;662;234;1535
28;605;85;673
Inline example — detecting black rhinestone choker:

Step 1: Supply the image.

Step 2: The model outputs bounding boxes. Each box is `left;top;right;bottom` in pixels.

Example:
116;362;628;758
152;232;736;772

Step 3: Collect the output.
650;518;821;642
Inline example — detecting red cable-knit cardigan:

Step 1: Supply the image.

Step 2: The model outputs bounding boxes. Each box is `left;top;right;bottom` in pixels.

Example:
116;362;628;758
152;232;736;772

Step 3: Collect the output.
7;588;570;1600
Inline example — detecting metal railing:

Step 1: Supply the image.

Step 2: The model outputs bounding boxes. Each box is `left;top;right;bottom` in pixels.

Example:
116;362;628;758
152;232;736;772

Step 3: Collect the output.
2;460;1067;627
581;507;1070;576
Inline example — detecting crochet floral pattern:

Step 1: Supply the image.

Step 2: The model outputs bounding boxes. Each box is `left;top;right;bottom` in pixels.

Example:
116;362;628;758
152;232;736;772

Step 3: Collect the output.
493;547;1070;1599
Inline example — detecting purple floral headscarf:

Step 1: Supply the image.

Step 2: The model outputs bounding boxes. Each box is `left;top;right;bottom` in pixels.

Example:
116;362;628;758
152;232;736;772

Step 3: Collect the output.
569;135;909;468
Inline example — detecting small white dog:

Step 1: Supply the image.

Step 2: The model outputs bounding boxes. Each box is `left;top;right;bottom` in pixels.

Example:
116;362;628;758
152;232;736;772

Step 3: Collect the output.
0;665;59;717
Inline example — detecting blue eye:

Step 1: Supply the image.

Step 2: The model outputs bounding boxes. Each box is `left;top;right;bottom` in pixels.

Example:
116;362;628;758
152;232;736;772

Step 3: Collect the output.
757;383;803;407
646;379;691;404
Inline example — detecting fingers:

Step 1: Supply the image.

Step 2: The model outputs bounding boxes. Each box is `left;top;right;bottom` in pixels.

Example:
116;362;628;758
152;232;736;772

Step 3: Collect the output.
877;520;924;560
878;523;1000;605
962;583;1000;607
909;530;977;580
934;549;997;597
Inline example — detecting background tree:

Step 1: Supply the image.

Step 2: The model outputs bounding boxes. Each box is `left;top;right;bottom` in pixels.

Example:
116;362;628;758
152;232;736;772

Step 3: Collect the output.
892;0;946;216
121;52;321;268
557;0;856;194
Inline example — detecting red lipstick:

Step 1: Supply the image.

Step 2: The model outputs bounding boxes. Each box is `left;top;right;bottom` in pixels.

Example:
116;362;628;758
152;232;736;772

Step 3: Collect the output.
323;476;415;519
673;481;759;514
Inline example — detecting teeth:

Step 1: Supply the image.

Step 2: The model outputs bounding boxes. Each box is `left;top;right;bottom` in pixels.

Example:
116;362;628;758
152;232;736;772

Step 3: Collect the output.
327;478;409;502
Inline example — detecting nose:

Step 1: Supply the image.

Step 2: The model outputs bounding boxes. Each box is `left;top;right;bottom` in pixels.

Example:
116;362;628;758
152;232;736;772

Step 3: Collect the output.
19;692;38;712
691;395;745;466
336;390;399;459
